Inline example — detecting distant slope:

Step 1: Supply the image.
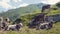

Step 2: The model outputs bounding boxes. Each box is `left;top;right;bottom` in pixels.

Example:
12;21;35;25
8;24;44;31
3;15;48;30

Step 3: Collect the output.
0;3;45;21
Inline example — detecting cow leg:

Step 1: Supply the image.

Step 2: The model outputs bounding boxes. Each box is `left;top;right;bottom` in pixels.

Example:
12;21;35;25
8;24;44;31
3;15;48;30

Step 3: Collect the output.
45;24;52;30
36;24;41;30
45;25;49;30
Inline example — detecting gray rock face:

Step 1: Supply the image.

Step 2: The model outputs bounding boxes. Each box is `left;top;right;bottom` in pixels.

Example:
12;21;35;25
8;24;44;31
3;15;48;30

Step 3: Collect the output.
46;14;60;23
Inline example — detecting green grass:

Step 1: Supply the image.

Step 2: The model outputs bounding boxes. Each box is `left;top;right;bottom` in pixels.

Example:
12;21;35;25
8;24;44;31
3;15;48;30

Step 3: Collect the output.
0;7;60;34
0;22;60;34
47;8;60;15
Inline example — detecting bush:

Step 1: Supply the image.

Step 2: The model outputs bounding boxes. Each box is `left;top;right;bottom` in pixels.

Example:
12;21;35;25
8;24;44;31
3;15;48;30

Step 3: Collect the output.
56;2;60;8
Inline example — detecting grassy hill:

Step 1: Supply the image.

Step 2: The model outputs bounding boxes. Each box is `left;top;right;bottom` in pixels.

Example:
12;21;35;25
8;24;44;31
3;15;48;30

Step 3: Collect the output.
0;2;60;34
19;7;60;25
0;6;60;34
0;3;45;21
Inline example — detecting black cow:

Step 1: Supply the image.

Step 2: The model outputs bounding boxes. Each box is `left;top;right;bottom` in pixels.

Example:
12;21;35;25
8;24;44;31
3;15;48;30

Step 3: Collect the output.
27;13;47;28
13;18;22;24
41;5;51;13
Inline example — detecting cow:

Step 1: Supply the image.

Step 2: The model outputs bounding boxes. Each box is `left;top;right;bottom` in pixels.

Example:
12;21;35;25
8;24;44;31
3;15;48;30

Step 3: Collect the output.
41;5;51;13
0;18;10;30
27;13;47;28
6;23;23;31
36;21;53;30
5;17;10;24
0;17;3;30
13;18;22;24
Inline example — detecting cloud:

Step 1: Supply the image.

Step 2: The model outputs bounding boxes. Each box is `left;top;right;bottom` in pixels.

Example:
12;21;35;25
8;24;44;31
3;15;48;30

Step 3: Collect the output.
7;0;24;7
17;3;29;7
41;0;60;4
0;1;12;10
13;0;22;3
0;0;60;12
23;0;60;4
0;0;29;11
0;0;14;9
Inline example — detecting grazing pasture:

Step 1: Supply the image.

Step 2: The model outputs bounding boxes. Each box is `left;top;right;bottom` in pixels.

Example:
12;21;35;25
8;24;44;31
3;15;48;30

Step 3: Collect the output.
0;22;60;34
0;10;60;34
0;3;60;34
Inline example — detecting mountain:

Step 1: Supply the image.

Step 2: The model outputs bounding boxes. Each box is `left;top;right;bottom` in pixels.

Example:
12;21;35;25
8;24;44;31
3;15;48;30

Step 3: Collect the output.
0;3;45;21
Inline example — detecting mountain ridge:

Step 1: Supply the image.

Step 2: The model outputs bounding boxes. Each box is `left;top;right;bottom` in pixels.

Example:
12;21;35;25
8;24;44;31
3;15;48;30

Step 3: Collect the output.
0;3;45;21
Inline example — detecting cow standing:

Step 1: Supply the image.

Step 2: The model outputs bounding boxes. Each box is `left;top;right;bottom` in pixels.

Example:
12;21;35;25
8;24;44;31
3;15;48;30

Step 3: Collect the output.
36;5;52;30
41;5;51;22
41;5;51;13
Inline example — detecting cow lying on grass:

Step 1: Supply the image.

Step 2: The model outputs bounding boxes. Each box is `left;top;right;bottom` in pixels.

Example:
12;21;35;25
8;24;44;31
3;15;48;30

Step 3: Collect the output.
28;19;53;30
36;22;53;30
6;23;23;31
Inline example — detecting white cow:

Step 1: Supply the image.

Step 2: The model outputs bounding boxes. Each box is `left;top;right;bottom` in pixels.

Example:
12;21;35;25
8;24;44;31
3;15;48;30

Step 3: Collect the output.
7;23;23;31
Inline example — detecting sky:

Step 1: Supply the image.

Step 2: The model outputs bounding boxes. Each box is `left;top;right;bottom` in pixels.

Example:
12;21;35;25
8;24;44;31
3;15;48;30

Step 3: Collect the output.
0;0;60;12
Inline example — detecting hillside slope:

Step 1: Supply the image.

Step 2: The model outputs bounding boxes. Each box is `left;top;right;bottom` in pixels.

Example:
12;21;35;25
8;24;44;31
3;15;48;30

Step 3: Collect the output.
0;3;45;21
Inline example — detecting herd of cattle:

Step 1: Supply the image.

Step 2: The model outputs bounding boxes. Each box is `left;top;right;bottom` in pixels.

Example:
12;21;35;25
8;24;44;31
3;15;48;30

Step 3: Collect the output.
28;13;54;30
0;17;23;31
0;16;54;31
0;4;58;31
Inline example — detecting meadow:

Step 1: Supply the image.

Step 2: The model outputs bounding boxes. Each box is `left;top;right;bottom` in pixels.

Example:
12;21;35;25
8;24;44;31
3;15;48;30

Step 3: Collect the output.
0;22;60;34
0;3;60;34
0;9;60;34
